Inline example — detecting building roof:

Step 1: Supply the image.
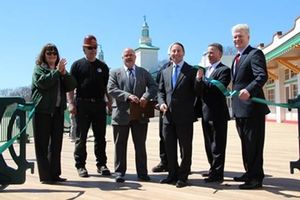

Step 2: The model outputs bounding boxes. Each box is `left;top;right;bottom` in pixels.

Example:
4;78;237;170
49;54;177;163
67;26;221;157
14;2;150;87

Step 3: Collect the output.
262;16;300;62
135;44;159;50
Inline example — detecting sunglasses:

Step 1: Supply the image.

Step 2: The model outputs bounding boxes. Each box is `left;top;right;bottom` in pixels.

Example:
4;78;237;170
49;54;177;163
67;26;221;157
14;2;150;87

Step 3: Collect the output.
46;51;57;56
86;46;97;50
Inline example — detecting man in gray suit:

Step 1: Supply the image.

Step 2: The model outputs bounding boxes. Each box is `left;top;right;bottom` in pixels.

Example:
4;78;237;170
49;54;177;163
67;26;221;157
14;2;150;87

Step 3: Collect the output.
107;48;157;183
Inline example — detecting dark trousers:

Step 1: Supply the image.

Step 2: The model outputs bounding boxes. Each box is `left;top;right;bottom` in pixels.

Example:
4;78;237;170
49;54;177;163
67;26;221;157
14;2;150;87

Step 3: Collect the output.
163;122;193;181
113;121;148;176
235;116;265;181
202;119;227;177
159;112;168;166
32;108;64;181
74;100;107;168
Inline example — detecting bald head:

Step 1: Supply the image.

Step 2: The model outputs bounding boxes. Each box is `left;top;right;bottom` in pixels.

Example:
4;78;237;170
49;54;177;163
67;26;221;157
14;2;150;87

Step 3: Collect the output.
122;48;136;68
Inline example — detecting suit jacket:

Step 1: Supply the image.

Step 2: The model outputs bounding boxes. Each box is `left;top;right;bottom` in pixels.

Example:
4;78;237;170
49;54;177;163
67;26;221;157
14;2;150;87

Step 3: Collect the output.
107;66;158;125
158;62;197;124
196;62;231;121
231;45;270;117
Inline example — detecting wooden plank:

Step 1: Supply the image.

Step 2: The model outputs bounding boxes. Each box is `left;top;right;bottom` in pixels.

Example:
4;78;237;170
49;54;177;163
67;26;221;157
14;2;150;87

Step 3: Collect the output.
1;119;300;200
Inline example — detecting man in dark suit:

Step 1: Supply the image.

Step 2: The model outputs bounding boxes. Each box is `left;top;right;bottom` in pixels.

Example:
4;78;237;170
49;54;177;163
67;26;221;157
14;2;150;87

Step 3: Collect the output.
231;24;270;189
107;48;157;183
157;42;197;188
152;59;172;173
196;43;231;183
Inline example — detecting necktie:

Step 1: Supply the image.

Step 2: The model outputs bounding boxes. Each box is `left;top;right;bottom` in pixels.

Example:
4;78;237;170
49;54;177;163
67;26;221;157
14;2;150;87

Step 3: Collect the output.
235;53;240;66
128;68;135;92
172;65;179;88
234;53;240;75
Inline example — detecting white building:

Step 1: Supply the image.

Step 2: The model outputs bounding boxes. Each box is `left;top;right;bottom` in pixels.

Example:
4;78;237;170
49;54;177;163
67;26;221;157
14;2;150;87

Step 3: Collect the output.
262;16;300;123
135;16;159;73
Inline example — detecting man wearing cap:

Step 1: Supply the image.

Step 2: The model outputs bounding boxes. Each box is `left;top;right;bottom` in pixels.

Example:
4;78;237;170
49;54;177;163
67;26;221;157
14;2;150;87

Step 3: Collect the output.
67;35;111;178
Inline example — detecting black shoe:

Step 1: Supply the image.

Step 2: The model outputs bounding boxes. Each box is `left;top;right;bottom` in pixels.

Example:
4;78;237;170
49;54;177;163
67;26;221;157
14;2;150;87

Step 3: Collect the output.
176;180;188;188
233;174;249;182
77;167;89;177
204;176;223;183
115;175;125;183
160;177;177;184
202;173;210;177
97;165;111;176
239;180;262;189
138;174;151;181
152;163;168;172
41;180;54;184
52;177;67;182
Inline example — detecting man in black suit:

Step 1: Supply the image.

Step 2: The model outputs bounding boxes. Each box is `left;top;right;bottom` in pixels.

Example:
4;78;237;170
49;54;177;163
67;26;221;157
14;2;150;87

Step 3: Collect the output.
231;24;270;189
157;42;197;188
152;59;172;173
196;43;231;183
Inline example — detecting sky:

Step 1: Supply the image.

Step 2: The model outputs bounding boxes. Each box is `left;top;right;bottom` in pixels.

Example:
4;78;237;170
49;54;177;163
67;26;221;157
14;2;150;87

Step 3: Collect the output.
0;0;299;89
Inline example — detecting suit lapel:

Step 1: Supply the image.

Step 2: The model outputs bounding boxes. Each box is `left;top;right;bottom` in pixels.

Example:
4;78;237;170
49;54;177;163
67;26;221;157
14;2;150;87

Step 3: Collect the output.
121;67;131;92
210;63;222;78
165;65;173;90
175;62;187;87
133;67;140;92
233;46;253;81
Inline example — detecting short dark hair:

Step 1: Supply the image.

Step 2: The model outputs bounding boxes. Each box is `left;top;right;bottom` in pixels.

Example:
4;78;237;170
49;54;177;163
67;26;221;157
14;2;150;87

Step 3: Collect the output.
208;43;223;54
169;42;185;53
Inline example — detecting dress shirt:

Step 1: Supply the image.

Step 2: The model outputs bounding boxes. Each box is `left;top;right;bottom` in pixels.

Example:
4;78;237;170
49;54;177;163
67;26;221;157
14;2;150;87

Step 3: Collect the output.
205;61;220;78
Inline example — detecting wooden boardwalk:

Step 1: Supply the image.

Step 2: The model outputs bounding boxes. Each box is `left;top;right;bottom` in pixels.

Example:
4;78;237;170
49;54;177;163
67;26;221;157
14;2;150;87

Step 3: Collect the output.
1;118;300;200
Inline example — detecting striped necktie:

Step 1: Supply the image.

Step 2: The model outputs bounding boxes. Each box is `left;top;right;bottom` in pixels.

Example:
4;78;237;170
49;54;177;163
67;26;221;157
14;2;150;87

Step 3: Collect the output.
128;68;135;92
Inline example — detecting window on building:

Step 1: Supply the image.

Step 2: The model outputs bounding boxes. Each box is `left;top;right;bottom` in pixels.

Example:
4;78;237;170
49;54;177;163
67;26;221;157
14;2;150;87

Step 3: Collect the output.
267;89;275;102
291;84;298;98
285;86;290;101
284;69;290;80
291;70;297;78
267;79;274;84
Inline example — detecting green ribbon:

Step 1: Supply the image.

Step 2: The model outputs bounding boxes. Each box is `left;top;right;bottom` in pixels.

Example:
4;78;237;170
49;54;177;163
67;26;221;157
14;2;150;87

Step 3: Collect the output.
204;77;299;109
0;102;36;154
195;65;299;109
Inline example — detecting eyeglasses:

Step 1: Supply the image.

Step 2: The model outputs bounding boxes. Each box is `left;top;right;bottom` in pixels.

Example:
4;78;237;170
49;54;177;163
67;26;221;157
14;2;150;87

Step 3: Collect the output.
86;46;97;50
46;52;57;56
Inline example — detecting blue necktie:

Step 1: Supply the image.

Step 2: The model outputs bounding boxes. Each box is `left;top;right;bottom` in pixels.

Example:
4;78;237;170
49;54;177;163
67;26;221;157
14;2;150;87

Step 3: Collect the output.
172;65;179;88
128;68;135;92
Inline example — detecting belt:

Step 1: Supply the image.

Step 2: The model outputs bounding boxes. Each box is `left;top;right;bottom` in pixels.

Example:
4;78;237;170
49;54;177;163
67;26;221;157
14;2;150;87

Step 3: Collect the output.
77;97;104;103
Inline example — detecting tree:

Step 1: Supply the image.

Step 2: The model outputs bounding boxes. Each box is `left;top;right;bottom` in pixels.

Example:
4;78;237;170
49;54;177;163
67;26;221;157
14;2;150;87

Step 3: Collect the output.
0;86;31;102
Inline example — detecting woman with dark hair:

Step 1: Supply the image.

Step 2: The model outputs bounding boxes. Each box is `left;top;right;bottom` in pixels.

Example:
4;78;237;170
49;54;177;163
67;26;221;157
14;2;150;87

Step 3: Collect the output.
31;43;76;184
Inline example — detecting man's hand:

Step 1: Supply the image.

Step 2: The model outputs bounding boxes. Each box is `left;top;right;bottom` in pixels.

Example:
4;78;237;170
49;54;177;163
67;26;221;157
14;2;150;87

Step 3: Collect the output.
128;95;140;103
239;89;250;100
68;103;77;115
196;68;204;80
139;97;148;108
160;103;168;114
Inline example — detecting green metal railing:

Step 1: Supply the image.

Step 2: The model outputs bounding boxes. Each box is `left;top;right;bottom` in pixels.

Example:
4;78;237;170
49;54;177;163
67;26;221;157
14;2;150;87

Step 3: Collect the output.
0;97;34;187
0;111;33;142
